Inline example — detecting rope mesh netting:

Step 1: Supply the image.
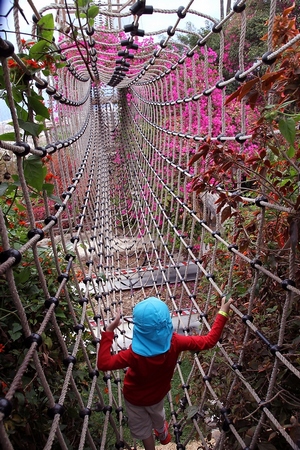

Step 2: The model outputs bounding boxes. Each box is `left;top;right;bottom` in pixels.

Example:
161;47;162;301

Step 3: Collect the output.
0;0;300;449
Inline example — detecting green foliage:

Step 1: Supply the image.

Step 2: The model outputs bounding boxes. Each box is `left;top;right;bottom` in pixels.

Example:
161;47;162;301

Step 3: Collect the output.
37;14;55;42
0;218;97;448
27;93;50;120
75;0;99;27
278;115;298;151
0;154;60;211
23;156;47;192
186;9;300;441
177;21;220;55
0;132;16;141
1;12;64;142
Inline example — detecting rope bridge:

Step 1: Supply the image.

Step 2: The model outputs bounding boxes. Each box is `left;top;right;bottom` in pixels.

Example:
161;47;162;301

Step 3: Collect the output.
0;1;300;449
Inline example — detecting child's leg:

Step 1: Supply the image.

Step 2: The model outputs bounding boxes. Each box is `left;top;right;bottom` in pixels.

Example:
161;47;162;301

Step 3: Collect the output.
124;399;154;444
148;399;166;432
142;434;156;450
147;400;171;444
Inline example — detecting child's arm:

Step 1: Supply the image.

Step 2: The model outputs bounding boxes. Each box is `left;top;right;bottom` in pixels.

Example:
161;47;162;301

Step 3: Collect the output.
174;296;234;351
97;309;130;371
218;295;234;317
106;309;121;332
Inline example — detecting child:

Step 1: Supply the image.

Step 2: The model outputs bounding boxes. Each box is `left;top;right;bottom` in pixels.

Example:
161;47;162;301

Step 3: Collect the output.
97;296;233;450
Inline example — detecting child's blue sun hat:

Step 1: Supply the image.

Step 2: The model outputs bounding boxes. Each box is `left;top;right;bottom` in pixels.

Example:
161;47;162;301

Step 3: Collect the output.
132;297;173;357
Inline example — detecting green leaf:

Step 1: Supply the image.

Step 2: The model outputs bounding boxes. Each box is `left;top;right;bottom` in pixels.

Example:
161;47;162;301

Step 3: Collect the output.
29;40;48;60
43;335;53;349
23;155;47;191
15;104;29;121
291;113;300;122
77;0;89;7
278;117;295;146
35;115;46;123
12;86;23;103
37;14;54;41
14;392;25;405
27;285;41;296
5;181;19;194
8;322;23;341
28;95;50;119
15;202;27;211
87;5;99;18
287;145;295;158
55;62;66;69
55;308;67;319
18;118;41;137
0;182;9;195
42;183;54;195
48;194;62;204
289;167;297;179
11;174;20;183
186;405;199;419
0;132;16;141
42;68;50;76
14;267;31;284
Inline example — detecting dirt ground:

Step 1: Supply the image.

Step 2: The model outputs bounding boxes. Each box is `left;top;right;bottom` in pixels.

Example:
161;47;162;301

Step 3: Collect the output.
136;432;219;450
154;443;200;450
137;440;212;450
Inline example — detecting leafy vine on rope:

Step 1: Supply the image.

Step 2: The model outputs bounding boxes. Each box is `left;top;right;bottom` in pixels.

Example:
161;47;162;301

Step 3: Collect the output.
0;13;64;211
189;5;300;217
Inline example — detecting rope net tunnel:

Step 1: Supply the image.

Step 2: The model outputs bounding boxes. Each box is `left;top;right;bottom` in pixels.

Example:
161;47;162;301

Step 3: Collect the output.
0;0;300;449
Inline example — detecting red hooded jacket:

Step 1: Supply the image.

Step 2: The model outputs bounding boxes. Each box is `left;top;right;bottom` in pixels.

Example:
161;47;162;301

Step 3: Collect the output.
97;313;228;406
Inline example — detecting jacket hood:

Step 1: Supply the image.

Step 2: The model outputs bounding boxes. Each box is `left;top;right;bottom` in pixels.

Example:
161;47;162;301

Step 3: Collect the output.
132;297;173;357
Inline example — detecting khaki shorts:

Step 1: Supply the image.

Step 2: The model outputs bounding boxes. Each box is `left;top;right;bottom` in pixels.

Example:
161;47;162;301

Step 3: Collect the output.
124;398;166;440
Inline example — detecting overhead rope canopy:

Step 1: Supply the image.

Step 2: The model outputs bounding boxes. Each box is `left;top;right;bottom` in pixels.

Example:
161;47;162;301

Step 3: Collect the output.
0;0;300;449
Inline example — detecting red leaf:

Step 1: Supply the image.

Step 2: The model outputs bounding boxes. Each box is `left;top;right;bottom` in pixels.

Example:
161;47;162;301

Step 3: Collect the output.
260;150;266;159
225;88;240;105
222;161;233;171
188;152;203;166
268;144;280;156
188;144;210;166
216;201;226;213
283;4;296;16
221;205;232;222
261;70;285;82
248;91;260;110
246;156;260;164
215;196;226;204
239;77;259;98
